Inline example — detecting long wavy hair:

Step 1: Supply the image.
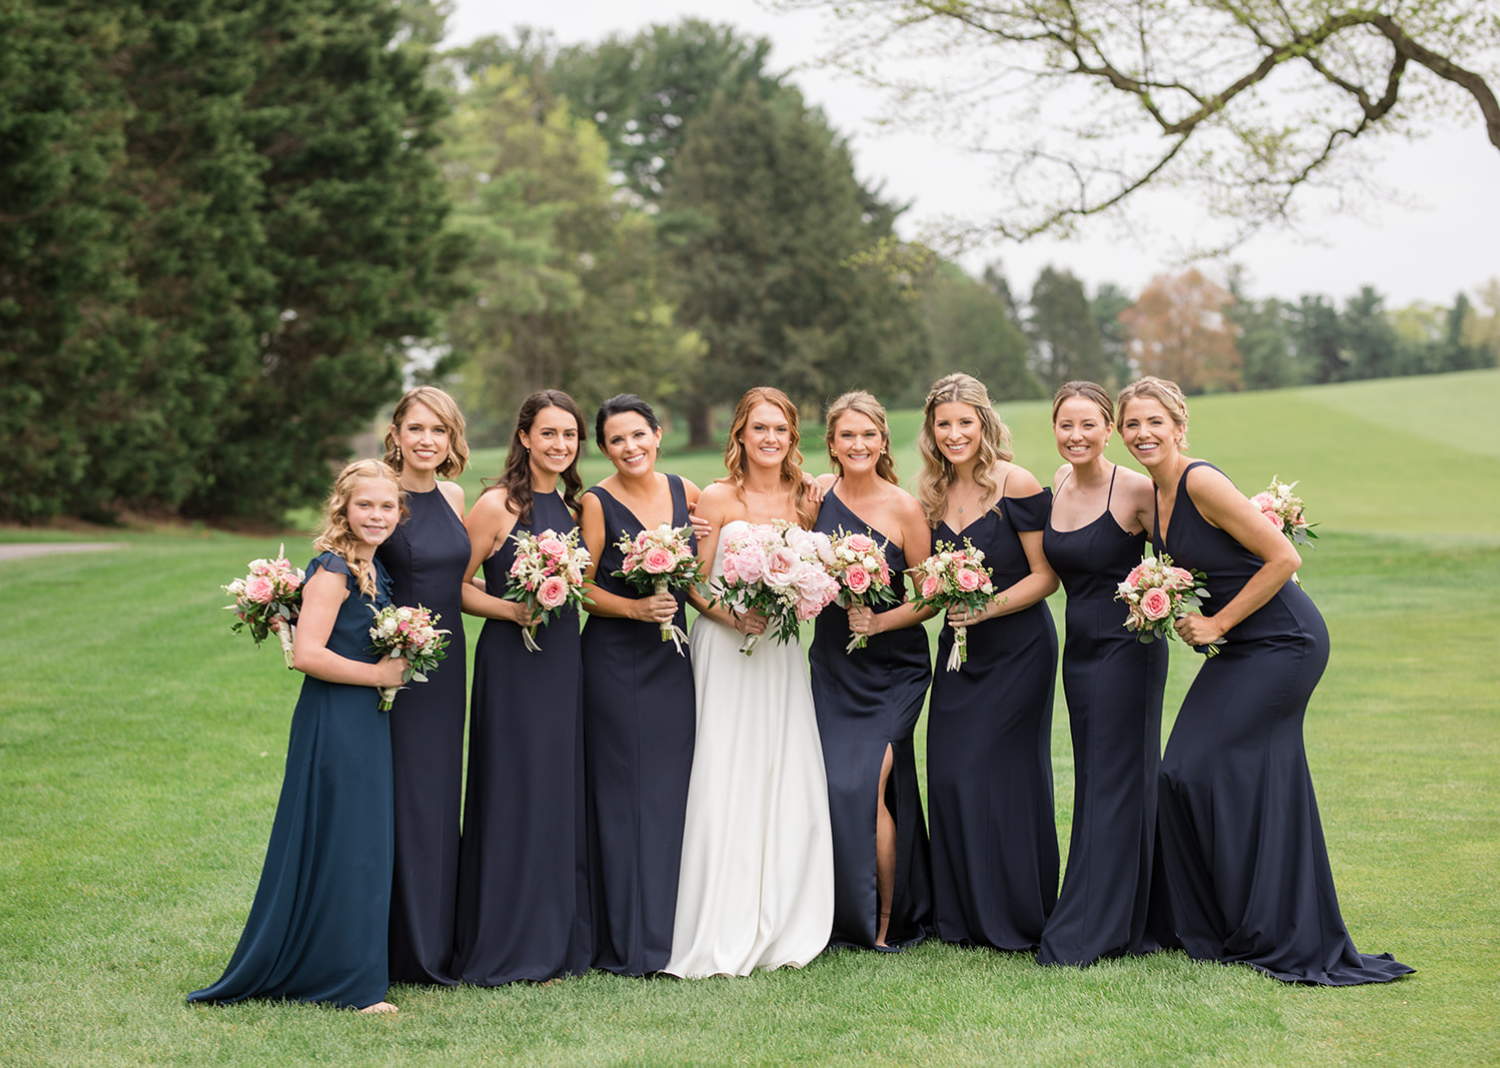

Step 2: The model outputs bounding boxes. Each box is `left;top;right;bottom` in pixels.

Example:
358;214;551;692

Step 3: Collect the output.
724;386;816;528
313;459;406;598
485;390;588;523
384;386;470;479
1117;375;1190;449
917;373;1014;527
825;390;899;486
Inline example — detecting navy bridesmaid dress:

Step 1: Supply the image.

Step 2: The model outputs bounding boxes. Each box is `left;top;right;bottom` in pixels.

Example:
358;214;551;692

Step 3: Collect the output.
189;552;394;1009
809;489;934;949
927;488;1060;951
1153;461;1413;984
375;485;469;984
580;475;696;975
451;490;590;984
1038;468;1168;966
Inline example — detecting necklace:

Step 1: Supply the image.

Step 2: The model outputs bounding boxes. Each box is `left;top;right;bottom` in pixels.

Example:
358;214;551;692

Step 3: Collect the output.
954;481;983;519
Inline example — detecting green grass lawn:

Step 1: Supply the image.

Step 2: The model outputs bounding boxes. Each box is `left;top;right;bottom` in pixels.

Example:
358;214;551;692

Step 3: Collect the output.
2;371;1498;1065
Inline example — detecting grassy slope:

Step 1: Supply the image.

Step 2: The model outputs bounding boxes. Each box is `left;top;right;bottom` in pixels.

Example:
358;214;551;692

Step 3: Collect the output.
1;370;1497;1065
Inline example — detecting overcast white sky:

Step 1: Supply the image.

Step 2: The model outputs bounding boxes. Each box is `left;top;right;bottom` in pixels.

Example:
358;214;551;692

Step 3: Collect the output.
445;0;1500;309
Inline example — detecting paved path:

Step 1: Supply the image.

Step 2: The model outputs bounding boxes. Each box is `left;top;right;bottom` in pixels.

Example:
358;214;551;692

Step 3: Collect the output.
0;542;127;561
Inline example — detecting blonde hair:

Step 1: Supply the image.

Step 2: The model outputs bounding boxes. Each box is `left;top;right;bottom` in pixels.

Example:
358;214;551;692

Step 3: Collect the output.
314;459;406;598
917;373;1013;527
1052;380;1115;426
724;387;816;528
825;391;899;486
384;386;469;479
1117;376;1189;449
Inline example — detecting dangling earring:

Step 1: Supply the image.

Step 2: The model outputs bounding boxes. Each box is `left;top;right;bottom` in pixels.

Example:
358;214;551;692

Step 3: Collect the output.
394;445;402;462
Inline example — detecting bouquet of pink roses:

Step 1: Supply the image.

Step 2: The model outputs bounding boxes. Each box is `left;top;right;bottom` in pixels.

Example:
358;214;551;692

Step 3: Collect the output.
614;522;705;654
367;604;452;710
908;538;1000;672
503;527;592;652
1250;476;1317;546
221;545;305;668
828;528;900;653
1114;550;1220;656
712;522;840;655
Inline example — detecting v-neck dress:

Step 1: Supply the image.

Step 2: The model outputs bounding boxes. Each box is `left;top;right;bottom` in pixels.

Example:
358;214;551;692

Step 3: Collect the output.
1152;461;1412;984
580;475;697;975
809;489;934;950
927;490;1059;951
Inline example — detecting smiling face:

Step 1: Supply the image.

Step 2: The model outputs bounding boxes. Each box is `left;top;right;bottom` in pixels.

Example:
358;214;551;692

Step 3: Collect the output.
1120;397;1183;470
1054;395;1112;466
347;477;402;549
932;401;982;469
391;400;450;477
601;411;661;478
521;405;581;478
740;401;792;470
830;410;885;475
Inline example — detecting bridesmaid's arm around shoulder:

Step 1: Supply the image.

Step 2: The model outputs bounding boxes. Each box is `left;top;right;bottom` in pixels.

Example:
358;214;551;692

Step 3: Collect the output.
291;565;407;689
460;487;534;626
1174;463;1302;647
685;483;755;633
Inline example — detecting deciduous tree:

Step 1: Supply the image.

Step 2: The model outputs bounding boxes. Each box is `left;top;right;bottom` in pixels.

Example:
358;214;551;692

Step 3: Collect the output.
1121;269;1241;393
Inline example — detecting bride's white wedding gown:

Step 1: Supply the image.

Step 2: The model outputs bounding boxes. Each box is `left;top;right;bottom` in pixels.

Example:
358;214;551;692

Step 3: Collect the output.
663;520;835;977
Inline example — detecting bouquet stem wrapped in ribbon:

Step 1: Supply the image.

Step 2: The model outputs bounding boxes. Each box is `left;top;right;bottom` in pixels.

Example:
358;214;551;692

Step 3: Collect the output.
367;605;452;710
908;538;1001;672
827;528;900;654
711;522;840;655
503;528;592;652
1115;549;1220;656
221;545;305;668
613;523;705;655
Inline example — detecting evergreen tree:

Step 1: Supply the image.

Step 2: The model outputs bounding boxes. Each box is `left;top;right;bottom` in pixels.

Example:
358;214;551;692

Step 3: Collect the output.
1340;286;1402;380
1089;282;1135;390
1290;295;1347;385
914;262;1041;406
1027;266;1110;392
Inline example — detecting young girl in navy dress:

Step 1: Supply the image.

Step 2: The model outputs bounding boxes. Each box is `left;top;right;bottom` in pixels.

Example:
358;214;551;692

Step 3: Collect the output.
189;460;410;1013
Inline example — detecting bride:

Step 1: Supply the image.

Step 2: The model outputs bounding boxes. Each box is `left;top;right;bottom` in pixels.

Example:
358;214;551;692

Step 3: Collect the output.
664;386;835;977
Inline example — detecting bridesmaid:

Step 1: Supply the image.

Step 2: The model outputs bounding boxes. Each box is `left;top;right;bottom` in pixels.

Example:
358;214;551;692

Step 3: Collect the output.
189;460;409;1013
809;390;934;950
1119;376;1412;985
1037;381;1167;966
451;390;591;985
376;386;471;985
919;372;1061;951
579;394;702;976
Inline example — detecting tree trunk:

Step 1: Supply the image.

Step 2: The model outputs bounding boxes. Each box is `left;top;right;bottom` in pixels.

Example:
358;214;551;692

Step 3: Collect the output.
685;402;714;450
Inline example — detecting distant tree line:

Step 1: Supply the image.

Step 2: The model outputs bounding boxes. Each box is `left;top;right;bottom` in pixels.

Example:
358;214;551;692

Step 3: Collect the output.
3;6;1495;523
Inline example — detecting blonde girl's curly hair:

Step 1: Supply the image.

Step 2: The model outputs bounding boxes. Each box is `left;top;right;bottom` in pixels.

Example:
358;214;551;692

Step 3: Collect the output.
1116;376;1190;449
724;386;817;528
384;386;470;479
314;459;406;598
917;373;1013;527
825;390;899;486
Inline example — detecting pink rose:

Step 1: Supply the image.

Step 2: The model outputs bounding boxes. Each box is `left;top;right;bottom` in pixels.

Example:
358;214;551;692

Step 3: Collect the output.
1170;567;1195;588
1263;508;1284;528
1140;587;1173;621
642;546;675;574
537;575;569;610
1250;492;1274;512
845;533;876;555
955;568;981;593
244;576;275;604
1125;563;1147;589
732;548;765;584
920;574;940;600
765;546;801;588
720;554;739;583
538;536;567;559
845;565;871;594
